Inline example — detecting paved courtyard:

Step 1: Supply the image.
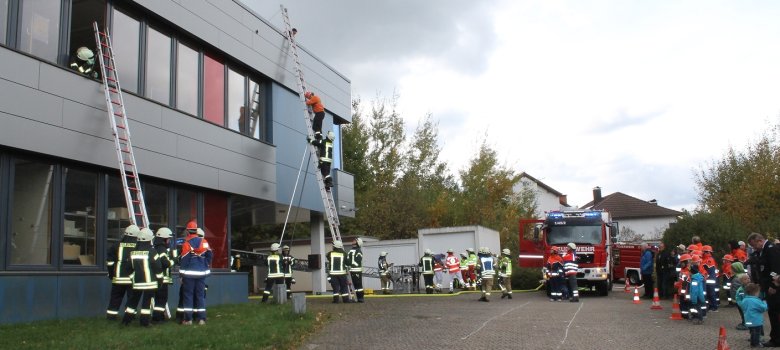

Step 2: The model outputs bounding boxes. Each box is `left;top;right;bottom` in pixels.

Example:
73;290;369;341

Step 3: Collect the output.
302;287;753;350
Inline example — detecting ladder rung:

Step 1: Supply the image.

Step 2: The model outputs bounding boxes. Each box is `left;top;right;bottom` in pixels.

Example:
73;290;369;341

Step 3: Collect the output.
123;162;134;167
134;213;143;216
128;187;138;191
116;124;125;129
107;77;116;82
111;100;121;105
132;200;140;204
121;148;130;153
118;137;128;142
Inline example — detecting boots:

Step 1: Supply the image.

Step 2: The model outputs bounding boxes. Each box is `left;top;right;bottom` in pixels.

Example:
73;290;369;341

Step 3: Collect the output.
332;296;339;304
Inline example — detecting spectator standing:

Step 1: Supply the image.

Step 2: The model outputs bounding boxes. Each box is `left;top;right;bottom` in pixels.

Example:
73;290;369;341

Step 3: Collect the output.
656;243;674;299
741;283;768;347
747;232;780;347
640;243;654;298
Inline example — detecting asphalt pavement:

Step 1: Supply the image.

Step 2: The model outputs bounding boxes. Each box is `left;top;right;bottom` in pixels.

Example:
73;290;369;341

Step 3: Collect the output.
302;286;757;350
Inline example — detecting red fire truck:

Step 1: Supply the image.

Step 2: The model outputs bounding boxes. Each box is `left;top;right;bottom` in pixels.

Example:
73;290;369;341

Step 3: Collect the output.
518;210;643;296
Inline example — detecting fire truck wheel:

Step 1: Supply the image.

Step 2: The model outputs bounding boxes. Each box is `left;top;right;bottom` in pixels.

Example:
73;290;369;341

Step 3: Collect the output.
596;280;609;296
627;271;640;286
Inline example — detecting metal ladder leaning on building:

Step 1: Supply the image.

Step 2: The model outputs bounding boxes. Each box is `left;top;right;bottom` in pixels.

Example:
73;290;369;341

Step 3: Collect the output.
92;21;150;229
280;7;342;243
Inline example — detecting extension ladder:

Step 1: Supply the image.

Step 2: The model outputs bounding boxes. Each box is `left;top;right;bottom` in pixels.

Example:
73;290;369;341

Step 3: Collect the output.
93;22;150;229
280;7;342;242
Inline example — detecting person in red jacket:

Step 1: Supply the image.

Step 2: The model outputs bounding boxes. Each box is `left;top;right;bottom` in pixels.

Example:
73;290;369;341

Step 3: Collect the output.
444;249;464;293
730;240;748;263
702;245;719;311
546;248;564;301
721;254;735;305
675;254;692;319
304;91;326;138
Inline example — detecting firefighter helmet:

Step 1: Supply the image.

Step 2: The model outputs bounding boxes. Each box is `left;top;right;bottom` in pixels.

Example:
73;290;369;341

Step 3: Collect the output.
76;47;94;61
355;238;363;247
687;244;698;252
702;245;713;252
467;248;474;253
691;255;702;264
424;248;432;255
550;247;558;254
567;242;577;250
447;248;453;253
196;228;205;237
679;254;692;262
380;251;388;257
502;248;510;256
723;254;734;262
283;245;290;251
691;250;703;257
304;91;313;98
124;224;140;237
327;130;335;140
271;243;280;251
333;240;343;249
155;227;173;239
138;228;154;242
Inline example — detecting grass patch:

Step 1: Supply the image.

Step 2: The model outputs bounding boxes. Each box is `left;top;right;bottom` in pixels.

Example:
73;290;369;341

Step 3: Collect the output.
0;302;325;350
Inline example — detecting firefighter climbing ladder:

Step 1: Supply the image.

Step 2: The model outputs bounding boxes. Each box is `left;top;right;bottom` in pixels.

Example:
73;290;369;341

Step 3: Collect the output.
92;22;150;229
280;7;341;242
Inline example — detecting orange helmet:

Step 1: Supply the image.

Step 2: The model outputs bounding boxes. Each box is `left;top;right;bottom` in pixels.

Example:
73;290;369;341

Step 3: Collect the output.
304;91;313;98
691;255;702;264
687;244;698;252
691;250;703;257
702;245;713;252
679;254;692;262
186;220;198;233
550;247;558;254
722;254;734;262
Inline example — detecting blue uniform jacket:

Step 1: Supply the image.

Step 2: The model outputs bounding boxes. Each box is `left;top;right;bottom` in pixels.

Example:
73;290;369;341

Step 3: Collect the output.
689;271;706;304
640;249;653;275
740;295;768;327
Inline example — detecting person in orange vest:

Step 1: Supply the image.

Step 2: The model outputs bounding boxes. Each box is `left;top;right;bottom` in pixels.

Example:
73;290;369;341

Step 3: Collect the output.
691;236;704;251
179;227;212;325
730;240;748;263
675;253;692;319
176;220;198;322
721;254;735;306
444;249;464;293
304;91;326;138
546;248;564;302
702;245;720;311
562;243;579;302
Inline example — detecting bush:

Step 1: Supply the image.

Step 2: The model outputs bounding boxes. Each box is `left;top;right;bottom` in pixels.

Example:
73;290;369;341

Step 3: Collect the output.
513;267;543;290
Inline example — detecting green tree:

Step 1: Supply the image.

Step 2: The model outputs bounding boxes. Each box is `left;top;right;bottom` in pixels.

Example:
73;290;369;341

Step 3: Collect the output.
662;209;748;257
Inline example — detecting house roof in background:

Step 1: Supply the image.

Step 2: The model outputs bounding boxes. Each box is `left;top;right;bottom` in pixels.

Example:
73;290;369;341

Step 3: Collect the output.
580;192;682;219
519;172;569;206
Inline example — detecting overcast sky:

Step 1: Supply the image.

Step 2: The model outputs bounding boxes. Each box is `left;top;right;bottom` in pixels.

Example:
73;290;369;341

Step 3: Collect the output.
244;0;780;211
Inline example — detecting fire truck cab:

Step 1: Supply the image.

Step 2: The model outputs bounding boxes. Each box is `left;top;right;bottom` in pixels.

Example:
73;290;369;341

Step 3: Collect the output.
519;210;620;296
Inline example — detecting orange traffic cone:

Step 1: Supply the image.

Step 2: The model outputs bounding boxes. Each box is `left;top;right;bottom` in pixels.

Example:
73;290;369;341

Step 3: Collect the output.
624;278;631;293
669;293;683;320
716;325;730;350
650;288;663;310
633;287;642;304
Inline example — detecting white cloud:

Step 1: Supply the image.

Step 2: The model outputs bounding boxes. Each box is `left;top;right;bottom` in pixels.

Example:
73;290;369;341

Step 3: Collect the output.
246;0;780;212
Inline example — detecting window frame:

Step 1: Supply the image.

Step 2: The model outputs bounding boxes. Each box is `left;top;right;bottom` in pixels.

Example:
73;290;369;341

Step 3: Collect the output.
109;5;142;94
60;164;102;270
144;24;173;106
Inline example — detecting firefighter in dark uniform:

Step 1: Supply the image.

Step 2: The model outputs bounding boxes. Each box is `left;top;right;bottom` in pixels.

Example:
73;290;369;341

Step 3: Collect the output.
308;131;334;189
122;228;163;326
261;243;284;303
281;245;296;299
152;227;175;323
419;249;435;294
327;240;351;303
69;46;98;79
346;238;365;302
106;224;139;320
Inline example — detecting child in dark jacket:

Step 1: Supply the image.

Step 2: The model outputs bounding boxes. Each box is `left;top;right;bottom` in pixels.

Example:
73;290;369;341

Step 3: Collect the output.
740;283;768;347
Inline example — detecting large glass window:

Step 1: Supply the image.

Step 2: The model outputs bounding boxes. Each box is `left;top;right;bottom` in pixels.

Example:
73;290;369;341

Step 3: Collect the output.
176;42;198;115
203;53;224;125
249;79;266;140
0;0;9;45
107;176;132;244
145;27;171;105
19;0;62;62
111;9;140;93
10;159;54;265
68;0;106;79
143;182;168;232
204;191;228;268
175;188;197;237
63;168;97;265
227;68;245;133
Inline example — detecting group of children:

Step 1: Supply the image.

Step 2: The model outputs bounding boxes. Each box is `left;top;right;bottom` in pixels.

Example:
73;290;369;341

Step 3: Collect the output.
675;242;767;347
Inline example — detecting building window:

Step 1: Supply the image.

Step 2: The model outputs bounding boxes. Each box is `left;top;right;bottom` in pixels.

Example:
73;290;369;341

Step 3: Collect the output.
63;168;97;266
107;176;132;243
111;8;140;93
176;42;198;116
175;188;197;235
19;0;62;62
145;27;171;105
67;0;106;79
203;53;224;125
204;191;227;268
142;182;168;232
10;159;54;265
0;0;9;45
227;68;245;133
249;79;266;140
